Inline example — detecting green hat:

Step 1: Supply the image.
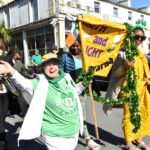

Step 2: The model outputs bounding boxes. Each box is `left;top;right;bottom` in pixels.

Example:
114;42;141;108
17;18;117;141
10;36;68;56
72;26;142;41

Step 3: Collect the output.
133;19;147;32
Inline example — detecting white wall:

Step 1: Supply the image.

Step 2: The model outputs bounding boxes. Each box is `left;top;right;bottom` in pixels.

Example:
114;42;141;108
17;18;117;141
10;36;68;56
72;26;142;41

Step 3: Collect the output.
64;0;94;7
97;1;150;27
78;0;94;7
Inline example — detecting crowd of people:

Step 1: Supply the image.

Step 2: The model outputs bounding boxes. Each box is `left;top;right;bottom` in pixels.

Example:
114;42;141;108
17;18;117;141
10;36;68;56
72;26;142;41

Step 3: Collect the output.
0;24;150;150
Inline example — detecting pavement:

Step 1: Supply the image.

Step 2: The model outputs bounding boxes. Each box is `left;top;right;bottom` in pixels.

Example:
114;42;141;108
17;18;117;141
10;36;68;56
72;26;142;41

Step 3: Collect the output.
4;91;150;150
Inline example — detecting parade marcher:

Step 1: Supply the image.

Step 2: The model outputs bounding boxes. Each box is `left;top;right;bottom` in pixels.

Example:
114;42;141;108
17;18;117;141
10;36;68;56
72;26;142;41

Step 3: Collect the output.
0;53;83;150
57;48;64;58
51;45;58;55
5;49;21;115
0;46;8;150
6;49;33;116
13;52;35;79
0;74;8;150
31;49;42;74
103;26;150;150
59;39;101;150
12;52;35;116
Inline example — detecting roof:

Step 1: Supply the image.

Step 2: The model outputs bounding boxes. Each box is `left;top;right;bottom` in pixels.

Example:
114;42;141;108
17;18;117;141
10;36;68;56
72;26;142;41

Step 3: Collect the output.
0;0;14;7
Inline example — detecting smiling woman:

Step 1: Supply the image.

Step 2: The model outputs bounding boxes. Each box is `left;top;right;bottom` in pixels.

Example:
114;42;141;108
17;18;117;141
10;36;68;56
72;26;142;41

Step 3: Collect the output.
0;53;84;150
42;53;59;78
104;25;150;149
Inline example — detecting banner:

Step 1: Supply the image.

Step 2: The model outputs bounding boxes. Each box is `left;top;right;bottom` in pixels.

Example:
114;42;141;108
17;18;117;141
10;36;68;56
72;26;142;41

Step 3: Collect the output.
78;14;127;77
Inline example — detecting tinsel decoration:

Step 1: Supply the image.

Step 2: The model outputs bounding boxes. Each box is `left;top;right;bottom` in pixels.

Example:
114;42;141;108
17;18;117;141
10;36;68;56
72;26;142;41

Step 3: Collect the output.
77;23;141;133
122;23;140;133
135;19;147;30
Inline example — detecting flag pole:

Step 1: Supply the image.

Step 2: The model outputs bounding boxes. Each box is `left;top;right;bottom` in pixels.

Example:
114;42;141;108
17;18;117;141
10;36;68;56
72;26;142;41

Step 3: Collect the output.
88;81;99;139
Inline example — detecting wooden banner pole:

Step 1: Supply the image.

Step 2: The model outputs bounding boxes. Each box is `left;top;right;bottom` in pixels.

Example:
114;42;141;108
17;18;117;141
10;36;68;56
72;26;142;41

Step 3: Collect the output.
88;81;100;139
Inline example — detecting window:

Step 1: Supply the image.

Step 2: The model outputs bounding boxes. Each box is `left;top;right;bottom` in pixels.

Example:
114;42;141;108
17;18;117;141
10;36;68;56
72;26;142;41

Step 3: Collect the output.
26;26;54;55
15;33;23;50
149;38;150;50
94;2;100;13
27;36;35;50
128;11;132;20
140;15;144;20
113;7;118;17
35;27;44;35
9;2;19;27
30;0;38;21
27;29;35;50
65;20;72;31
36;35;45;49
4;9;10;28
46;33;54;49
8;33;23;50
19;0;29;25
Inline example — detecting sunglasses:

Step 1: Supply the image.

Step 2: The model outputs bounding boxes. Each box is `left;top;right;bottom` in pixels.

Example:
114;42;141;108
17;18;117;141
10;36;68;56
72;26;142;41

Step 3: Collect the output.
134;35;146;41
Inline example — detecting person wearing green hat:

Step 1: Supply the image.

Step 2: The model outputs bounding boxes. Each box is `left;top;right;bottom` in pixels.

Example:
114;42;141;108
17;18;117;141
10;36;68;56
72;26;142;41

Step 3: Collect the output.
132;20;150;64
0;53;83;150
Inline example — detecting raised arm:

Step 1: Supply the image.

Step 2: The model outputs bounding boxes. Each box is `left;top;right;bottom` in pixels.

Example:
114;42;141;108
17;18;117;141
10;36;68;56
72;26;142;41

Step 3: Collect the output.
0;60;33;94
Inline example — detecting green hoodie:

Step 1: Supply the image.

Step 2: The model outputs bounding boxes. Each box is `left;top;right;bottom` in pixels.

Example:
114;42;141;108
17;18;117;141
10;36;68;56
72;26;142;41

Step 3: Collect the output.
31;70;80;137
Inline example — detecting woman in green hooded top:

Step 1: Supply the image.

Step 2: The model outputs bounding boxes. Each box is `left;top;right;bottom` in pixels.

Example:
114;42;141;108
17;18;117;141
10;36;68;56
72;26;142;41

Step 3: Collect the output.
0;53;83;150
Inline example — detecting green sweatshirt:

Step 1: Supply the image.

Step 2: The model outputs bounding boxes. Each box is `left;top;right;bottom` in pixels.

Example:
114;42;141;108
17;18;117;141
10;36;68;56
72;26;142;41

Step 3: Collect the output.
31;70;80;137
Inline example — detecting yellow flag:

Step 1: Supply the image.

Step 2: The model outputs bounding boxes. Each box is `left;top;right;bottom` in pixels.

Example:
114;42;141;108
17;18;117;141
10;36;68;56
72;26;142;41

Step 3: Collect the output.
78;14;127;77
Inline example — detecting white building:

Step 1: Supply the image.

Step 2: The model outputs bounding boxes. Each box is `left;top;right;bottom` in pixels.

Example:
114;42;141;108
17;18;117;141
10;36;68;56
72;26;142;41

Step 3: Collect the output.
0;0;149;66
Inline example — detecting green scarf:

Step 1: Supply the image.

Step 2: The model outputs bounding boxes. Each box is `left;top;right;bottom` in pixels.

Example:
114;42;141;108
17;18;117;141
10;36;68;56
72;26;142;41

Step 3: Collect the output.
43;69;65;88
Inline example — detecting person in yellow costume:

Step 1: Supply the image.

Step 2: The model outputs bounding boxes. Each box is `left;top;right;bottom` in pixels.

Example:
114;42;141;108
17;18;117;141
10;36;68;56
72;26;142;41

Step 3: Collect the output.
104;26;150;150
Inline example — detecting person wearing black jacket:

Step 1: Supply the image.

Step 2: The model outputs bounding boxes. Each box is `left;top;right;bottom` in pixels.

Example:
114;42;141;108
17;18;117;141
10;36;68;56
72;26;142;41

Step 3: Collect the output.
6;50;34;116
0;55;8;150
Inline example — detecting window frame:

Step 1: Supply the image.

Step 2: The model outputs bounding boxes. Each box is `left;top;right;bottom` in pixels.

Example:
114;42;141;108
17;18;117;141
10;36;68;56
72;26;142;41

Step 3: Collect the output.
128;11;132;21
94;2;100;13
113;7;118;17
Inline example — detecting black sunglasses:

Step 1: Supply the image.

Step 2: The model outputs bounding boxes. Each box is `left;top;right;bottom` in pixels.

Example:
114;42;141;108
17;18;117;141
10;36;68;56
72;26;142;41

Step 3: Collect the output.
134;35;146;41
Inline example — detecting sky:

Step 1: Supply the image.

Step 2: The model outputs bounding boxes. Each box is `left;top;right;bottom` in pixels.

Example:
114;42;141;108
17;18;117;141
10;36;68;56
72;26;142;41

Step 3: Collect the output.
131;0;150;8
112;0;150;8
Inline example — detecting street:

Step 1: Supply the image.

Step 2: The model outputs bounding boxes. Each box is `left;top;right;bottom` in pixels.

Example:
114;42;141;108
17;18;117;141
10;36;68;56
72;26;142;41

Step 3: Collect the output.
5;91;150;150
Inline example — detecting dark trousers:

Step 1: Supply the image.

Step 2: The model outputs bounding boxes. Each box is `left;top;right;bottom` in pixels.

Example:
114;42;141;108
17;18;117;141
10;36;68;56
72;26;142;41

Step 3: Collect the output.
31;66;41;74
7;92;21;115
0;93;8;134
0;93;8;149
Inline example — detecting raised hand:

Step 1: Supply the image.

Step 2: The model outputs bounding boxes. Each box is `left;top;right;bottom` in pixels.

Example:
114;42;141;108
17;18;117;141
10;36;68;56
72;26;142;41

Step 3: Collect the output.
124;59;135;70
144;77;150;85
0;60;15;75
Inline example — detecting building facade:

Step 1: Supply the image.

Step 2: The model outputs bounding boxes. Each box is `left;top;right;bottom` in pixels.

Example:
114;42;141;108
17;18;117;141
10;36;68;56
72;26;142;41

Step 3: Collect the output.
0;0;149;66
